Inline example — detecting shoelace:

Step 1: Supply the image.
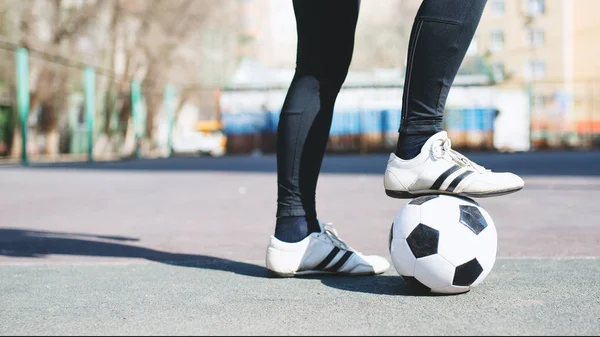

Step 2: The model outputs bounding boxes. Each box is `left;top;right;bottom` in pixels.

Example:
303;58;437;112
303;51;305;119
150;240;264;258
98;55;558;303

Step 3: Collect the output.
320;222;352;251
432;138;490;173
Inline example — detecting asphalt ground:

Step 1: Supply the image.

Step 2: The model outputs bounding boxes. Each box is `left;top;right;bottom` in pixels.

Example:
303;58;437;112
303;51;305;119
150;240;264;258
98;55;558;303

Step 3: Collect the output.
1;151;599;335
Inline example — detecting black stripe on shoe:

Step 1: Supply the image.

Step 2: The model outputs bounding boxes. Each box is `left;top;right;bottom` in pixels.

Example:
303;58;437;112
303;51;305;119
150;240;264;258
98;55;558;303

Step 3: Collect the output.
446;170;474;192
430;165;461;190
315;247;341;270
326;251;354;272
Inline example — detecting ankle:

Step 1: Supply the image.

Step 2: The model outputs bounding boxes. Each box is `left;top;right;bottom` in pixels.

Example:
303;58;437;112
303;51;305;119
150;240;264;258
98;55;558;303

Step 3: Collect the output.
274;216;320;243
395;134;431;160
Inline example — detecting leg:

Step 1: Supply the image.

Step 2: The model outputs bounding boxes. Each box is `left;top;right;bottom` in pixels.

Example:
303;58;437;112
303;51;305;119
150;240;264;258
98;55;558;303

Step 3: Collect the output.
395;0;488;159
384;0;524;198
268;13;390;272
275;0;360;242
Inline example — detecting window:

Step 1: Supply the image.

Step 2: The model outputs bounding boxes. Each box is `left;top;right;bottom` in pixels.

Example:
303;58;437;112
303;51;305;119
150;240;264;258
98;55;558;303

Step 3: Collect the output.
491;63;505;82
533;95;543;108
526;59;545;80
532;94;551;109
525;27;545;47
489;30;504;52
491;0;505;15
523;0;545;17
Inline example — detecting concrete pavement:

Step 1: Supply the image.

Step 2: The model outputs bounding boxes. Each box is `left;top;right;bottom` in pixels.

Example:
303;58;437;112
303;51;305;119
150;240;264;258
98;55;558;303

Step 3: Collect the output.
1;151;599;335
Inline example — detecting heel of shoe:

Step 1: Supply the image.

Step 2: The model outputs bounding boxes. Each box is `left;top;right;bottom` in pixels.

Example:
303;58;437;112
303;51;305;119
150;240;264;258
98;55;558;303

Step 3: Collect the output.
266;269;294;278
385;189;417;199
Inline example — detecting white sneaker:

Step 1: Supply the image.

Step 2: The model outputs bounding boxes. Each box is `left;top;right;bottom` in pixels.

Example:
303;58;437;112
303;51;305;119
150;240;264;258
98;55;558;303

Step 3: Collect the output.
266;221;390;277
384;131;524;198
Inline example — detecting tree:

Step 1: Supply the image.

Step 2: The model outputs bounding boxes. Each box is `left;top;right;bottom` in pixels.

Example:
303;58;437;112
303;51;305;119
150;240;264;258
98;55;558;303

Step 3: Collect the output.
97;0;245;154
3;0;246;158
352;0;420;71
15;0;107;156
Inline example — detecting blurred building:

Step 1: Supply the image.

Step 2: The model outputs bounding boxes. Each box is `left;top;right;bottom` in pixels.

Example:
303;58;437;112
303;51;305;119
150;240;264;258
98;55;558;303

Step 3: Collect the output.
222;0;523;155
477;0;600;147
223;0;600;153
241;0;420;71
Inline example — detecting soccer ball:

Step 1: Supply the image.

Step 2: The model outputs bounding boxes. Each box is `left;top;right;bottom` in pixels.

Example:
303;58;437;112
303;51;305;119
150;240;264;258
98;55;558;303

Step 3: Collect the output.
389;194;497;294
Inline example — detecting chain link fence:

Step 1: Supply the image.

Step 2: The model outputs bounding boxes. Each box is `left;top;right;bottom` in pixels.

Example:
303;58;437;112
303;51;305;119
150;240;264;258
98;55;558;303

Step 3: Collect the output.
0;46;15;158
2;45;600;163
220;79;600;155
529;80;600;149
0;43;224;164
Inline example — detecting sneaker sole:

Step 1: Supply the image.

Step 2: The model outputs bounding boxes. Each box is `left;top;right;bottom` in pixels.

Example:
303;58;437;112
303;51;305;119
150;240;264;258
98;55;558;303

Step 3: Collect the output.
266;269;381;278
385;186;523;199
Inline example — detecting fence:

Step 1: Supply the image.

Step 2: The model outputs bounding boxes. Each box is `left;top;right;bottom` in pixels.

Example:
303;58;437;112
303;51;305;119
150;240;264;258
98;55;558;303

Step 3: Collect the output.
527;80;600;149
219;81;600;154
219;107;498;154
0;46;13;158
0;43;221;165
219;86;518;154
2;44;600;163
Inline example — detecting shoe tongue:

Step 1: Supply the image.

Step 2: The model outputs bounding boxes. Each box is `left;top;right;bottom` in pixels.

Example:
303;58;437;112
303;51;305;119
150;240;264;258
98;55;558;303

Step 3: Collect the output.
317;220;331;234
423;131;448;151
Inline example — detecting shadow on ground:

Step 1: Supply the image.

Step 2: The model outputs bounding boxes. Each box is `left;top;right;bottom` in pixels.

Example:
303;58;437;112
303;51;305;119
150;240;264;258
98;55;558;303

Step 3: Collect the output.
7;150;600;176
0;228;267;278
0;228;447;297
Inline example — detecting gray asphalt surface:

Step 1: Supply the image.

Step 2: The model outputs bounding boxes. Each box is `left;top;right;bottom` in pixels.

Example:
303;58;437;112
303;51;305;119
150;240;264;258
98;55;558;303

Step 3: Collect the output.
1;151;599;335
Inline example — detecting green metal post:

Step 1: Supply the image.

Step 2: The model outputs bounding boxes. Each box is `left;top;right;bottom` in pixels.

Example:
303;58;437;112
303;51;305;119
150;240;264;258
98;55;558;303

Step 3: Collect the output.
131;80;141;158
164;84;175;156
15;48;29;166
84;67;95;162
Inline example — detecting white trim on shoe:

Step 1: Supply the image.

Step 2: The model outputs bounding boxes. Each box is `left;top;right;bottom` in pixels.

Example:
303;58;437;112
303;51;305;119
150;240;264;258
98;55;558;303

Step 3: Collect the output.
266;222;390;277
384;131;524;198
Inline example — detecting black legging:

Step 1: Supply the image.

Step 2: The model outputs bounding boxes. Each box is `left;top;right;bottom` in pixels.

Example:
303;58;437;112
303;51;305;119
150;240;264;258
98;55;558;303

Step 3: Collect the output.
276;0;488;219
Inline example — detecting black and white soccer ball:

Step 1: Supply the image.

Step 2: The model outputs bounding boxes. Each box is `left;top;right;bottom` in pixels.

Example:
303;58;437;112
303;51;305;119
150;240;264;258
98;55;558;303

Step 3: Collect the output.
389;194;497;294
